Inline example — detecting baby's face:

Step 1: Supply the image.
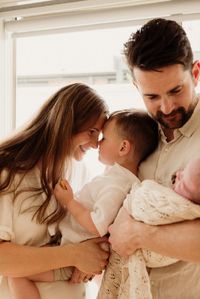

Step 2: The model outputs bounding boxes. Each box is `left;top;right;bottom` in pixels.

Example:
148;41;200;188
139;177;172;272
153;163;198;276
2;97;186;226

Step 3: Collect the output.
172;159;200;201
172;168;189;198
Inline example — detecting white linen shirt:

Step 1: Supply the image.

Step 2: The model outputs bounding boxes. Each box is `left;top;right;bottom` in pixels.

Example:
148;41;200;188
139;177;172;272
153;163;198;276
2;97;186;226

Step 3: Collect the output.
138;95;200;299
60;163;139;245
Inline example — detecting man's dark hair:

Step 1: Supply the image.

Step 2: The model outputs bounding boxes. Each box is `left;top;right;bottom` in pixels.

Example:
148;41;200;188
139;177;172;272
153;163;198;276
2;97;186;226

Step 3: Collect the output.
124;18;193;74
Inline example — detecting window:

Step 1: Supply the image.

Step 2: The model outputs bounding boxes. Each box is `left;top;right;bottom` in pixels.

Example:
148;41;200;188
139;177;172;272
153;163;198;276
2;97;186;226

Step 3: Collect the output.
16;26;145;176
183;19;200;93
15;18;200;176
16;26;144;127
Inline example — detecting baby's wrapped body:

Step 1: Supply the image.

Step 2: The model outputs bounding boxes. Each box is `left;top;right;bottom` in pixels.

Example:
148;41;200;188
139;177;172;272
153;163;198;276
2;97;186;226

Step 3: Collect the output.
98;180;200;299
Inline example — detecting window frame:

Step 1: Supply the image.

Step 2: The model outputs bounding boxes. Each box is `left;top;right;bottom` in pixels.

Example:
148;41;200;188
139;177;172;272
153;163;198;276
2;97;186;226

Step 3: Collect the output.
1;0;200;137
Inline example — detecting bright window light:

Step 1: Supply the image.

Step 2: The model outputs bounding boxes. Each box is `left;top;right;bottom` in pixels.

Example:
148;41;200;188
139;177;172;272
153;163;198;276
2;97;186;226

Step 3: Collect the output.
16;26;145;177
16;21;200;178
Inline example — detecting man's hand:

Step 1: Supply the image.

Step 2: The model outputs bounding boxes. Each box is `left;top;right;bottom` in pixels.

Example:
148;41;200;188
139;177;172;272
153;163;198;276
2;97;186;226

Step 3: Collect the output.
108;207;146;257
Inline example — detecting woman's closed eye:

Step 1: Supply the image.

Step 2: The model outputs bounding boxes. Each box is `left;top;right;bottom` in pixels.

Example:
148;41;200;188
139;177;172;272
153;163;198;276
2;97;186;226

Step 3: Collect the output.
88;128;100;138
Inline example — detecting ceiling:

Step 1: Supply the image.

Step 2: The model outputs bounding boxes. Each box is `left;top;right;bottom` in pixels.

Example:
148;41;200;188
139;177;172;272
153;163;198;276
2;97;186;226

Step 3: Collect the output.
0;0;84;10
0;0;173;11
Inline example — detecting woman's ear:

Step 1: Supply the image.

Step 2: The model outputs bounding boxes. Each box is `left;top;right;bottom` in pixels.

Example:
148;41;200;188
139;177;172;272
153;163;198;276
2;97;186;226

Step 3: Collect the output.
192;61;200;86
119;140;131;156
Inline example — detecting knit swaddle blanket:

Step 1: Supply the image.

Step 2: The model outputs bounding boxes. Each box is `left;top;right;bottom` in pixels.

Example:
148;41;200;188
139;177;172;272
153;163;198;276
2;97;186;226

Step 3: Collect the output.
98;180;200;299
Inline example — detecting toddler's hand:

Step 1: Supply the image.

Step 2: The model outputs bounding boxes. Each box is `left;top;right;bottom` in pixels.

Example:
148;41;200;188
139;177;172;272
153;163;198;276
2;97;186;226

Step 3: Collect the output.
54;179;74;208
60;180;69;190
69;268;94;284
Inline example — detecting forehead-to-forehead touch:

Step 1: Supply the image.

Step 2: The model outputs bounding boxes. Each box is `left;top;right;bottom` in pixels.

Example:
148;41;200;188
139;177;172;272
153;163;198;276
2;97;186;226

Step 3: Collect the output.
70;83;108;133
103;118;116;132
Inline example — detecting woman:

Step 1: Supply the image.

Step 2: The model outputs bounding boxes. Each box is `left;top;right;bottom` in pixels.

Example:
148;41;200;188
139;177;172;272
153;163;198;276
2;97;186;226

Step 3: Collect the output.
0;83;109;299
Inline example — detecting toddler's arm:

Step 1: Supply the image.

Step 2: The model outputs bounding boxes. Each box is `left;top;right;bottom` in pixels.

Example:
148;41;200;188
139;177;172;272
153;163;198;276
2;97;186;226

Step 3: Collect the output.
54;180;99;236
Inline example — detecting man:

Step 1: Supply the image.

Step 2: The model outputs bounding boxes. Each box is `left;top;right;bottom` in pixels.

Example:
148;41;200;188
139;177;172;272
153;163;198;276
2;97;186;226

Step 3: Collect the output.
108;18;200;298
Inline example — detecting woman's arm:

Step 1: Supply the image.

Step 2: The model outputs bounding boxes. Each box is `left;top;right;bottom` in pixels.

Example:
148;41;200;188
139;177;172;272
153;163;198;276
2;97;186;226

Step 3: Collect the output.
108;207;200;262
0;237;109;277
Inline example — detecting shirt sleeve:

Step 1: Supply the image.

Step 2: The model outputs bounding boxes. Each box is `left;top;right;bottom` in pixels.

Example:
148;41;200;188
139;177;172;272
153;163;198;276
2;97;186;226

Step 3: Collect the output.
0;190;14;241
90;184;127;237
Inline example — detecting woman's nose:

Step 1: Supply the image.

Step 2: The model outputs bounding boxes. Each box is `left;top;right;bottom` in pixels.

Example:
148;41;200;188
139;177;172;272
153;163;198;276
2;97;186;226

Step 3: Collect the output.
90;135;99;149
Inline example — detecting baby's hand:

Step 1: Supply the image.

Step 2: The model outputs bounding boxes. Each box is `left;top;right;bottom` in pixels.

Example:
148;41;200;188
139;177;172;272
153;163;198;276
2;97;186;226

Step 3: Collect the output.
54;179;74;208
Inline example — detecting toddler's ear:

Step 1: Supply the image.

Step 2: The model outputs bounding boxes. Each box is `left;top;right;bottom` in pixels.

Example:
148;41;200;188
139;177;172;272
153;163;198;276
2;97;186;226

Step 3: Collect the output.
119;140;131;156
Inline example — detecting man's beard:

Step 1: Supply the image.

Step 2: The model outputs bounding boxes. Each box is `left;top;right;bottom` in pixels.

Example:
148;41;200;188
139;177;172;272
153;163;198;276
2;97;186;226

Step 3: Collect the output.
153;104;195;129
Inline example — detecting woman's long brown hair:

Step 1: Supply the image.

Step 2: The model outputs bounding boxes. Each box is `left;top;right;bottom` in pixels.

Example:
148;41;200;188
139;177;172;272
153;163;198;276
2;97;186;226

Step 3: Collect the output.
0;83;108;224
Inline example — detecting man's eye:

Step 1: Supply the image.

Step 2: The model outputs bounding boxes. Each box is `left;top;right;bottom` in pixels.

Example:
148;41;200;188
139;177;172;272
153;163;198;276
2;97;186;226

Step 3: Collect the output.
147;95;158;101
171;89;181;94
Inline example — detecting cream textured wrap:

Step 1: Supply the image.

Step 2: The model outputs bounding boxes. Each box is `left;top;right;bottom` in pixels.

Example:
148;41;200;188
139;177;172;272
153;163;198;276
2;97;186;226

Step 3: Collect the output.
98;180;200;299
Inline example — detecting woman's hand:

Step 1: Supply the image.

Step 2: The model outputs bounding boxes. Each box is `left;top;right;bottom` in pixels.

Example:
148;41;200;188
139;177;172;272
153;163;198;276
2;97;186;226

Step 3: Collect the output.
73;237;109;275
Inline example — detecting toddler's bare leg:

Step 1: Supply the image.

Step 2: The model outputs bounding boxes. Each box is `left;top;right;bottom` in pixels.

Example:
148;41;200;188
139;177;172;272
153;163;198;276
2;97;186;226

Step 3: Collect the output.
8;277;41;299
8;271;54;299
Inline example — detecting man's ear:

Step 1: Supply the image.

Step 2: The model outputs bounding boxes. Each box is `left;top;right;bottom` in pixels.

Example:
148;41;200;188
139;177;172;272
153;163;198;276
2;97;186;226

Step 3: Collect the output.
192;61;200;86
119;140;131;156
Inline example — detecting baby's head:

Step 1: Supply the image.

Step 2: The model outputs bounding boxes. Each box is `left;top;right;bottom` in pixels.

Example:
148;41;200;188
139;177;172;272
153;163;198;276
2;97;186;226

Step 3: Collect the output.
172;157;200;204
98;109;158;167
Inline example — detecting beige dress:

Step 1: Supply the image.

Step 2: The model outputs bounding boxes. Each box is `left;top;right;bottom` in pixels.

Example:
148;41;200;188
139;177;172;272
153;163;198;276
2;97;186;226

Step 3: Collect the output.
0;167;85;299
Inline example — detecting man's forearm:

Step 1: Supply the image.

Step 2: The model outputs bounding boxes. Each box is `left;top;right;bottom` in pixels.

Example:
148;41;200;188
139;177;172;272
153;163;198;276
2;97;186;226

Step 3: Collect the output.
142;219;200;262
109;208;200;262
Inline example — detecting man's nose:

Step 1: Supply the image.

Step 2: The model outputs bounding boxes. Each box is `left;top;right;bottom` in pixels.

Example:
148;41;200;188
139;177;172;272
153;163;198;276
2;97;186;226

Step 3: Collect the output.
160;97;174;114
